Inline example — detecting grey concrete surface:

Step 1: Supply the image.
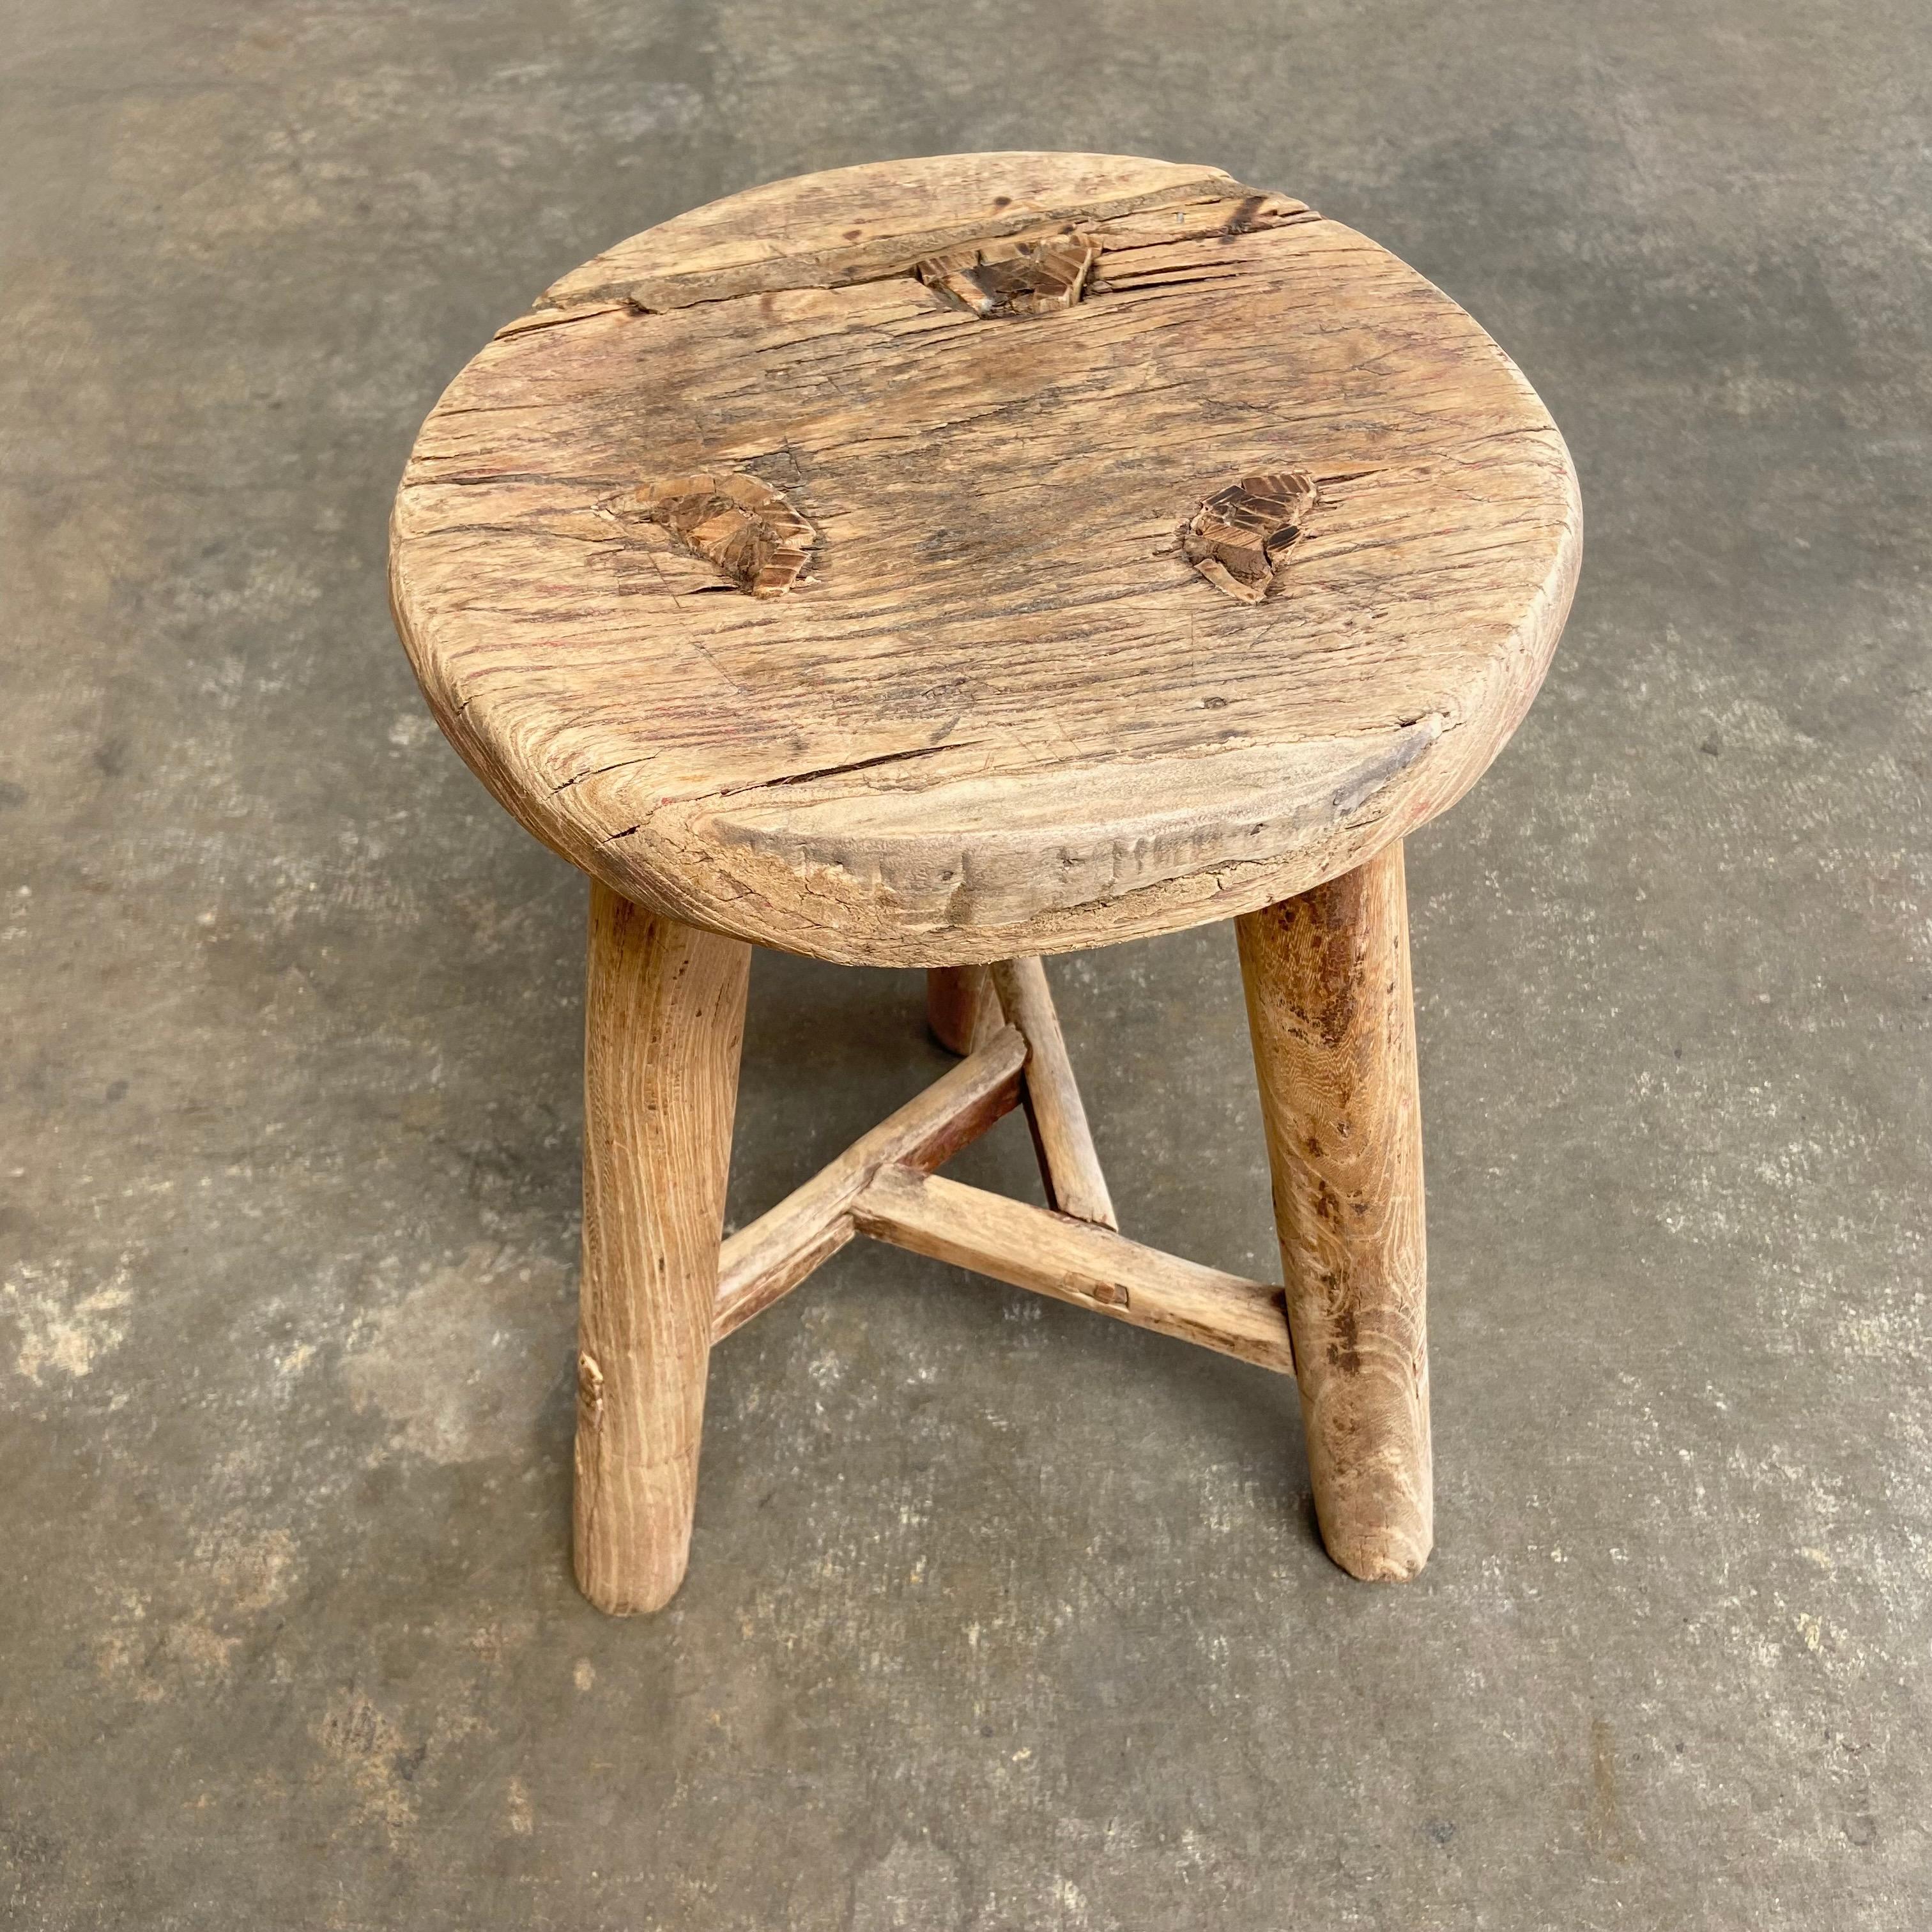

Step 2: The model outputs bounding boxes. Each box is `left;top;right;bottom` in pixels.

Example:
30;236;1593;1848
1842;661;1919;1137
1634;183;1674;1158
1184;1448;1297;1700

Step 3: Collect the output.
3;1;1929;1926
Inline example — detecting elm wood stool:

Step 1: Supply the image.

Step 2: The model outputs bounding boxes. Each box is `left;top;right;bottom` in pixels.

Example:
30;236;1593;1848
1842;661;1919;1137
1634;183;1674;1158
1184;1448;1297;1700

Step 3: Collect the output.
389;152;1580;1615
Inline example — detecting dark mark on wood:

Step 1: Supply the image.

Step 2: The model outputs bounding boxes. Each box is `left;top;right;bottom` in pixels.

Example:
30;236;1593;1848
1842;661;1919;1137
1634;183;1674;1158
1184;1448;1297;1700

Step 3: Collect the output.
1182;471;1320;604
620;473;814;597
1216;193;1309;240
1227;194;1269;236
915;233;1098;318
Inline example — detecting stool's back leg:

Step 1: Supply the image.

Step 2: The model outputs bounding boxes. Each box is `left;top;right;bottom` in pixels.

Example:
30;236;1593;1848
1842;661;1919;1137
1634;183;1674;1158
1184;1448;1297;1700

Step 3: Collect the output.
989;957;1118;1230
1236;841;1432;1581
926;964;1002;1056
576;883;751;1614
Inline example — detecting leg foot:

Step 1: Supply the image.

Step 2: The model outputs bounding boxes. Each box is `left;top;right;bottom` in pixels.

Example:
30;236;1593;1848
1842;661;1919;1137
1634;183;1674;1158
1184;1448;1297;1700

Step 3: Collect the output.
575;883;750;1614
1236;842;1431;1582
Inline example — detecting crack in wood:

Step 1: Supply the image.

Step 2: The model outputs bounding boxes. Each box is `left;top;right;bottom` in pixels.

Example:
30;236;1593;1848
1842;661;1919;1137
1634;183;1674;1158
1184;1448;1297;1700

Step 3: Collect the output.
531;169;1245;316
762;743;962;788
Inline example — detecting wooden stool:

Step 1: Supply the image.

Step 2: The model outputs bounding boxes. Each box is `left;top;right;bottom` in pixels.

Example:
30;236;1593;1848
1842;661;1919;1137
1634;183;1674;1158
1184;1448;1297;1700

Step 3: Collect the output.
390;152;1579;1614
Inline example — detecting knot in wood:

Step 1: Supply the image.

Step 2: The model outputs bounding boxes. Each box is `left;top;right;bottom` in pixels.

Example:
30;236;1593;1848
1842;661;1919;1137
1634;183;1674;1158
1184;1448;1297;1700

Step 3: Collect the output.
627;472;813;597
1183;470;1320;604
576;1350;606;1423
915;233;1098;318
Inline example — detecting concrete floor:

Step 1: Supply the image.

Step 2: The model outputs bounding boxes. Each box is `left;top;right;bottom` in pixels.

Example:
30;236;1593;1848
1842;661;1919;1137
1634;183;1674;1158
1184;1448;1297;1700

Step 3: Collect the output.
4;1;1929;1926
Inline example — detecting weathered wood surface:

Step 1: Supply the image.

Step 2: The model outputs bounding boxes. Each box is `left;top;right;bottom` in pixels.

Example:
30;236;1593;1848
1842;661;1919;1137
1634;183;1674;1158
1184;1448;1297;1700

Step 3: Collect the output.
853;1164;1296;1376
392;152;1579;966
526;153;1244;316
926;963;1002;1056
1237;842;1431;1583
712;1023;1027;1340
988;956;1116;1228
575;886;749;1614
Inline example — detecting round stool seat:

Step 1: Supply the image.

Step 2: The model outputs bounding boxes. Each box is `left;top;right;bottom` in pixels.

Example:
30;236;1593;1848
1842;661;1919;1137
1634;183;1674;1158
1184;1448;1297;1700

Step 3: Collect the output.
390;151;1579;965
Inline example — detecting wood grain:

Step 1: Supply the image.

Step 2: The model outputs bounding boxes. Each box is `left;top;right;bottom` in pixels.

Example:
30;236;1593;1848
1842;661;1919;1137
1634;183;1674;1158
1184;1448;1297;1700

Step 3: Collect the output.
926;964;1002;1056
852;1164;1295;1375
390;151;1580;967
575;883;749;1614
711;1023;1026;1340
1236;841;1430;1583
989;956;1116;1228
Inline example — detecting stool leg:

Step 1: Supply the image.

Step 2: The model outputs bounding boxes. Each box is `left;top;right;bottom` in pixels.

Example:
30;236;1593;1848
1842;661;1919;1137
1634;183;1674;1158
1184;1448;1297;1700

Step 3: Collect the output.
1236;841;1432;1581
926;964;1001;1055
575;882;750;1614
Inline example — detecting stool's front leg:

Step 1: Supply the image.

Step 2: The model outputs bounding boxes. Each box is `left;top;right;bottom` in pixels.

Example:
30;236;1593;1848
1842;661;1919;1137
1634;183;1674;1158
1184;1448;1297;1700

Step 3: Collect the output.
1236;841;1432;1581
576;883;750;1614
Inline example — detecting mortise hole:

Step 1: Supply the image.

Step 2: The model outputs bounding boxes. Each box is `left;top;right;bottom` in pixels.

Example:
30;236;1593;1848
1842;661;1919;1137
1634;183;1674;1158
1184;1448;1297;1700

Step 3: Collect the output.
914;233;1098;319
1181;471;1321;605
613;472;815;599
